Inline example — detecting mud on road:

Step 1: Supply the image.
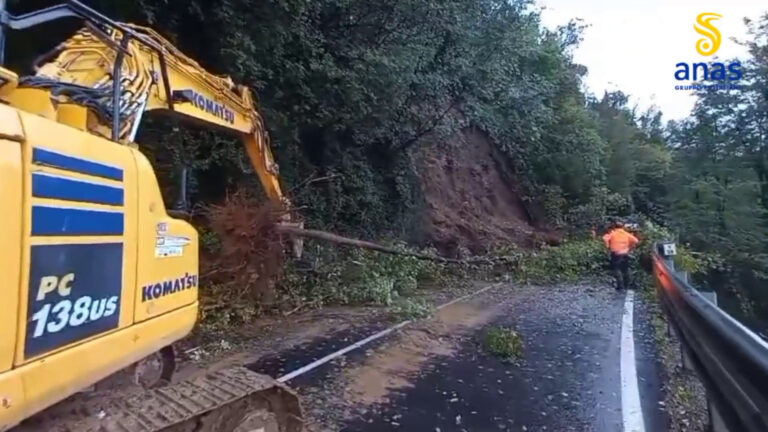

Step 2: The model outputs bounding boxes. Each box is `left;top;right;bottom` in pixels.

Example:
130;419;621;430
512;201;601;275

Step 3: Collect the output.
18;281;677;432
275;282;668;432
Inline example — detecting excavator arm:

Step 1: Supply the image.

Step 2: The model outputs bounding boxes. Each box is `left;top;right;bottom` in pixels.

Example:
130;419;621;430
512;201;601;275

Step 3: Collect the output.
2;9;288;207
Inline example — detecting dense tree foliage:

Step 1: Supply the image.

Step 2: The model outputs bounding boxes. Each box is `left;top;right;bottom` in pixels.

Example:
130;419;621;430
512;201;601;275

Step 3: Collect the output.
7;0;608;237
662;14;768;324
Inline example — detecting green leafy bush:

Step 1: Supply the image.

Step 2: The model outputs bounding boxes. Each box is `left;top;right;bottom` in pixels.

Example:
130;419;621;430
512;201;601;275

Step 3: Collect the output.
517;238;606;284
632;220;718;277
484;326;524;361
278;240;446;309
199;229;221;254
389;298;434;320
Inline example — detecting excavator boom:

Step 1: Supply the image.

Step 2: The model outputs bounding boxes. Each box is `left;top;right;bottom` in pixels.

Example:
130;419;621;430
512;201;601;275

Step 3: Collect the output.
3;10;286;205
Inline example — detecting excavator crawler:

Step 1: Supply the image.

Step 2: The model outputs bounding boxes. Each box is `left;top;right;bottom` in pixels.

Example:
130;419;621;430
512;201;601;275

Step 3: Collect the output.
0;1;303;430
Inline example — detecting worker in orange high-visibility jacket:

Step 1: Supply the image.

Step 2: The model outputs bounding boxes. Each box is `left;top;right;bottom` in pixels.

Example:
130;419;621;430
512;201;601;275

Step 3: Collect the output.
602;220;640;290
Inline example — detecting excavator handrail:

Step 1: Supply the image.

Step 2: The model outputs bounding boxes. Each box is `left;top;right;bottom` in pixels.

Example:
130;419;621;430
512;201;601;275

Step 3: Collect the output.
2;1;124;31
0;0;176;139
0;1;143;58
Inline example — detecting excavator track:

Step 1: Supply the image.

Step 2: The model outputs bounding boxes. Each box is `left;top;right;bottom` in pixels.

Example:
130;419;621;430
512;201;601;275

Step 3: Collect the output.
13;367;303;432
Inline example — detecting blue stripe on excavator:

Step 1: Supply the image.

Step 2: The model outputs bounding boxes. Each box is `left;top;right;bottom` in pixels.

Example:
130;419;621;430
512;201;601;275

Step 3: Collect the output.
31;205;124;236
32;147;124;181
32;172;124;206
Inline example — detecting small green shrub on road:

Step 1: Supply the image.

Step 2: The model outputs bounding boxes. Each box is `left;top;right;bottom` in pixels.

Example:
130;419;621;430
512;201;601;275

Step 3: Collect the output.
485;326;524;362
389;298;434;320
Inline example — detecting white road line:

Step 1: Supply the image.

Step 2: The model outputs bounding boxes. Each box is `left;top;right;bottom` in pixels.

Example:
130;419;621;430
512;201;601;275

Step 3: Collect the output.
621;290;646;432
276;319;412;383
435;283;499;310
276;282;501;383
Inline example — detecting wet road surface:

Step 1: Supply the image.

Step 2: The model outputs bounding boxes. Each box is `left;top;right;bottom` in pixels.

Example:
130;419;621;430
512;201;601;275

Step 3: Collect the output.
249;283;667;431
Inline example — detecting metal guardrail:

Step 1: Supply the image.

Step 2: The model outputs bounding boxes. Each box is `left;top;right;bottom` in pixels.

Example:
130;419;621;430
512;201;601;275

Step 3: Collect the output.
652;243;768;432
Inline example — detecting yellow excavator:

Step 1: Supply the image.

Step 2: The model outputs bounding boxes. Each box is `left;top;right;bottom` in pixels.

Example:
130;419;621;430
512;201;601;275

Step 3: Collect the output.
0;1;303;430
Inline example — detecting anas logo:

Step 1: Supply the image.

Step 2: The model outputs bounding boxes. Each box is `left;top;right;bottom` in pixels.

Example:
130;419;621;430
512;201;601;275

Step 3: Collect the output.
694;13;722;56
674;12;741;90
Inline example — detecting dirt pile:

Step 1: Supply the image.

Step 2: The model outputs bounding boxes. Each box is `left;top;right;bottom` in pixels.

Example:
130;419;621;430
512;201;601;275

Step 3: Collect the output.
343;301;501;405
417;127;552;254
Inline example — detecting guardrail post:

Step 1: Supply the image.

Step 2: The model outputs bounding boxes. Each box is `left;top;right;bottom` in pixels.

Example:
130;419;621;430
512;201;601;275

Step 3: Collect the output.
656;242;677;339
700;291;717;306
680;335;694;371
657;242;677;270
708;399;731;432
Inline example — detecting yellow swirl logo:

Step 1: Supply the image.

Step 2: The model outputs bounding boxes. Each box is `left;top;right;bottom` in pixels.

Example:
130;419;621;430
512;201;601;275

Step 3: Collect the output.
694;12;722;56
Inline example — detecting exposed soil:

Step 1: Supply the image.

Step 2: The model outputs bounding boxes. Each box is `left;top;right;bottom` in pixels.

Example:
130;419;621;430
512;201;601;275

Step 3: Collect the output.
417;127;557;255
176;280;487;380
296;284;512;431
341;301;503;406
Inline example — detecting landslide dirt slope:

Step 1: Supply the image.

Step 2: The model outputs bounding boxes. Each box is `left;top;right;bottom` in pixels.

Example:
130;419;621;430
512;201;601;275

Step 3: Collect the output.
416;127;546;254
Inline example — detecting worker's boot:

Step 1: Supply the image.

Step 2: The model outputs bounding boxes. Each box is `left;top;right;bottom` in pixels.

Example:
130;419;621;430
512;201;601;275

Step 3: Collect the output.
622;262;632;290
613;272;624;290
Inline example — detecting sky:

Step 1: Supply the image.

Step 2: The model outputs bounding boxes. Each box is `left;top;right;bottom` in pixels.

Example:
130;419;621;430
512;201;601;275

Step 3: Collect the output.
536;0;767;122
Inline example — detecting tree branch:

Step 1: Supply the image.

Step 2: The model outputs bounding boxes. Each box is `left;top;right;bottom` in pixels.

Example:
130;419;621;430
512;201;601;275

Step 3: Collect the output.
275;225;516;265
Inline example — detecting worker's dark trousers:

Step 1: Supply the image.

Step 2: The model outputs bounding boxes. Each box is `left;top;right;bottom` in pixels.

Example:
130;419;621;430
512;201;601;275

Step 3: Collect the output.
610;253;631;290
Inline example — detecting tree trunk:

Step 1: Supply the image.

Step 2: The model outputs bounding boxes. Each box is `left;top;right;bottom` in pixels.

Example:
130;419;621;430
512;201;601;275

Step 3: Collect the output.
275;225;515;265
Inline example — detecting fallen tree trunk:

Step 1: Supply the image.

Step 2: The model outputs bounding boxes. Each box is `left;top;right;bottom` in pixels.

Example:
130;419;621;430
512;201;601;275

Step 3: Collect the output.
275;224;516;265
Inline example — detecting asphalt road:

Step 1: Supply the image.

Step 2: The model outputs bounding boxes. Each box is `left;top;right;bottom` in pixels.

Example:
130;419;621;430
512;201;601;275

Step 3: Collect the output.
249;282;668;432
